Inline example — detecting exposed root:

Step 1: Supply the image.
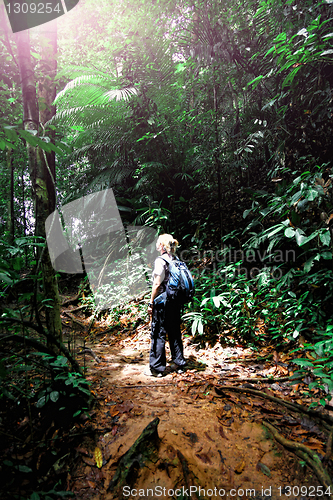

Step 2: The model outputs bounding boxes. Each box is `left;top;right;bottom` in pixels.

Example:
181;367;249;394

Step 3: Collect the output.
215;384;333;429
263;421;333;499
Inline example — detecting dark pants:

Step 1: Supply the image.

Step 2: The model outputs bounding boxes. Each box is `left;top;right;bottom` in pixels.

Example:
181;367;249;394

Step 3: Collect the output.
149;298;186;373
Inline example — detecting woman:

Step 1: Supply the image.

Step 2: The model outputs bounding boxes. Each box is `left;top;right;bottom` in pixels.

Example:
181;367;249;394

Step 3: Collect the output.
146;234;187;377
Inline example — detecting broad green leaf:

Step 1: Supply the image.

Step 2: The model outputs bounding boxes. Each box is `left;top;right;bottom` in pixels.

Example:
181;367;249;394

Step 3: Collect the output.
17;465;32;473
293;359;314;367
36;396;47;408
295;229;306;246
284;227;295;238
321;49;333;56
320;230;331;246
50;391;60;402
298;231;318;246
305;188;318;201
212;296;220;307
0;272;14;284
4;127;18;142
304;256;316;272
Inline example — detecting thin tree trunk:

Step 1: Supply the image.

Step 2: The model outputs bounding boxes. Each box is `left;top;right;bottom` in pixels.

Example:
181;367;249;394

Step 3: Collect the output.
7;147;14;244
21;166;28;267
213;71;223;240
21;167;26;238
37;21;62;346
15;27;62;345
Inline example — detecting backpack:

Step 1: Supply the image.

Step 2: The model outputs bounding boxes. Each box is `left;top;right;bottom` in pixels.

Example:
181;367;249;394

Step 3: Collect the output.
159;255;195;305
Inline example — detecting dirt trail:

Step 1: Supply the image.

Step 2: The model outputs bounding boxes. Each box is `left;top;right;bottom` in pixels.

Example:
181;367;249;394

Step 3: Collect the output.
68;322;324;500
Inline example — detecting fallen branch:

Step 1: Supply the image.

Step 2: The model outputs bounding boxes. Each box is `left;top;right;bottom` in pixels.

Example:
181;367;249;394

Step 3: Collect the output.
113;384;175;388
221;376;292;383
222;354;273;363
215;385;333;428
262;421;333;498
77;347;101;363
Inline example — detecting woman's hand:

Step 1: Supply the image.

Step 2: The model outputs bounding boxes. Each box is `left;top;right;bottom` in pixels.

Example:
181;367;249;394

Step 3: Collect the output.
148;304;153;316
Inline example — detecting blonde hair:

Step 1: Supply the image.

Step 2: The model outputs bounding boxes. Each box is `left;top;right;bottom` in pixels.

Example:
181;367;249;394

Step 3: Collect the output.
156;234;179;254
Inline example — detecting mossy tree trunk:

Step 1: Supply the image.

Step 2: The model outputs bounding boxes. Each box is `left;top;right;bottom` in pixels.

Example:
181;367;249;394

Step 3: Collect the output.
15;26;62;345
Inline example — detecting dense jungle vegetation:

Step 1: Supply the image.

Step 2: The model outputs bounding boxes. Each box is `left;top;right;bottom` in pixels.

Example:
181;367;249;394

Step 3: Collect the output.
1;0;333;497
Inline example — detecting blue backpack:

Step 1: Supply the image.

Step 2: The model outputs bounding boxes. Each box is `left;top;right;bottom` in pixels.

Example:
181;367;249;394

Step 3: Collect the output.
159;255;195;305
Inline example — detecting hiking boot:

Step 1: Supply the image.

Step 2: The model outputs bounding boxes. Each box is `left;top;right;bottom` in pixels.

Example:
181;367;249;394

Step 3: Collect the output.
144;366;164;378
169;362;187;374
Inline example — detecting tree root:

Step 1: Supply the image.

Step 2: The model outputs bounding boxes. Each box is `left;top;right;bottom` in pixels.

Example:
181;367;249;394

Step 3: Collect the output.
221;376;293;383
61;292;80;306
76;347;101;363
215;385;333;429
63;304;90;314
222;354;273;363
108;417;160;496
323;425;333;464
63;311;86;330
113;383;175;388
177;449;199;500
262;421;333;499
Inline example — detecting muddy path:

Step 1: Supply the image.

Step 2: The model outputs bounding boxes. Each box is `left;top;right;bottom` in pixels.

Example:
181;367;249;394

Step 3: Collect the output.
67;320;328;500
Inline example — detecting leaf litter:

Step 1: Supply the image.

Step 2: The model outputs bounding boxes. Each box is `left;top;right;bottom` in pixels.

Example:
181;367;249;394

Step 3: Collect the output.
66;319;331;500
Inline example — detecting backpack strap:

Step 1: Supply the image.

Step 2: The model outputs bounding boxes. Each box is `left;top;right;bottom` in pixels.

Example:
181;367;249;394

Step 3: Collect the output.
158;255;178;265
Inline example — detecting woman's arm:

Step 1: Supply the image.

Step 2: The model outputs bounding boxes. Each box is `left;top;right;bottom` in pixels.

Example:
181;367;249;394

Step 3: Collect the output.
148;274;163;316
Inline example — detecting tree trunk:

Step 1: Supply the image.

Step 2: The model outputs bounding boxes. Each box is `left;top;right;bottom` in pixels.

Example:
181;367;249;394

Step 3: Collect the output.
15;27;62;345
6;147;14;245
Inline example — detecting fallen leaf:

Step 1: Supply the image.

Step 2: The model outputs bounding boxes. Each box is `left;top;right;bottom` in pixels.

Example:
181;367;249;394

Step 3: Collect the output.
219;426;229;440
75;447;89;456
204;432;214;442
82;456;95;466
94;447;103;468
195;453;212;464
117;401;134;414
234;460;245;474
273;351;280;365
257;462;271;477
183;431;198;443
87;480;96;489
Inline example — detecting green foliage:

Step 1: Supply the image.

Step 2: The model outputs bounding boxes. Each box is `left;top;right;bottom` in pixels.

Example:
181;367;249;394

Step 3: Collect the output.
243;161;333;274
291;324;333;408
0;236;41;292
184;260;315;344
